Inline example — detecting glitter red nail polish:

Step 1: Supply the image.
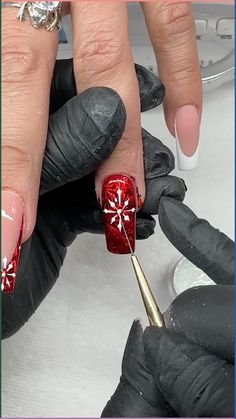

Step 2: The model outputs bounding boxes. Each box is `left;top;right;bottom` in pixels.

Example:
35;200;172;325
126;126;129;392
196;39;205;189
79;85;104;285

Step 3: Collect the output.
1;223;22;293
102;174;137;254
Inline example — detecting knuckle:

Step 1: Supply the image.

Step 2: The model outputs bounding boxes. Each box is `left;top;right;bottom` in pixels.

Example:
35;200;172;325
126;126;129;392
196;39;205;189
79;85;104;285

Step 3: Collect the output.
74;33;123;80
167;65;200;86
2;35;49;84
2;140;32;182
155;2;194;41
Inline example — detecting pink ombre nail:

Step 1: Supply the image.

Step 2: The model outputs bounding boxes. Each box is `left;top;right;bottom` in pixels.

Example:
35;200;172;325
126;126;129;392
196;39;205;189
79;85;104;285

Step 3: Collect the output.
1;190;23;292
175;105;200;171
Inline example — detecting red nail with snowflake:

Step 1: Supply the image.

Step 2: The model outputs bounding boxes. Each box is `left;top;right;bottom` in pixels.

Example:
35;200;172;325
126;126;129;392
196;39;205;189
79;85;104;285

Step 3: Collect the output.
1;226;22;293
102;174;138;254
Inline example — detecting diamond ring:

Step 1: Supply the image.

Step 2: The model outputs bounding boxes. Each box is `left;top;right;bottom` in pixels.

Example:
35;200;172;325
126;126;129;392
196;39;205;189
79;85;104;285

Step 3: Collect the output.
2;2;62;32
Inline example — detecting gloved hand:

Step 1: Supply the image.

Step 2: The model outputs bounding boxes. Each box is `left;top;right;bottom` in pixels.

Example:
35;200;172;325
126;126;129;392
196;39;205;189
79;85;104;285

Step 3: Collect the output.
2;61;186;339
102;198;234;418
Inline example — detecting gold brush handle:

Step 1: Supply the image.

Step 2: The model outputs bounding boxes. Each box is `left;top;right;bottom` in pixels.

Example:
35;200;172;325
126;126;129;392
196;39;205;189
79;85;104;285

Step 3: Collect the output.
131;255;165;327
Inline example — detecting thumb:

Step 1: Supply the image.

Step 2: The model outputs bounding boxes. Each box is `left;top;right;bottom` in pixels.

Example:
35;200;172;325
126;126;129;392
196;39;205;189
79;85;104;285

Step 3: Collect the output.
144;327;234;418
164;285;234;363
102;320;176;418
40;87;126;194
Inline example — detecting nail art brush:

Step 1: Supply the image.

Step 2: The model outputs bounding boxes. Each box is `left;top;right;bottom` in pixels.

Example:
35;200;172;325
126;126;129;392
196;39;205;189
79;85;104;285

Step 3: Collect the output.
121;220;165;328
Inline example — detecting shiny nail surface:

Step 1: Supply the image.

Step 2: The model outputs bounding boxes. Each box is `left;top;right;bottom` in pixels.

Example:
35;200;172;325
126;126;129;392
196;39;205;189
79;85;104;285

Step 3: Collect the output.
1;190;23;292
175;105;200;171
102;174;137;254
1;227;22;293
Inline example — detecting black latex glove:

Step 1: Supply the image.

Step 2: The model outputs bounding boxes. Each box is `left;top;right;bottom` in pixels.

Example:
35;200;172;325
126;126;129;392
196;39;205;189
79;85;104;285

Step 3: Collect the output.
102;199;234;418
2;61;186;339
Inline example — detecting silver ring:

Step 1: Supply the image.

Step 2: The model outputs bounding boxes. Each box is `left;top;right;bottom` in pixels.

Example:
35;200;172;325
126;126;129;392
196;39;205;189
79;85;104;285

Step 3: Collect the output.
2;2;62;32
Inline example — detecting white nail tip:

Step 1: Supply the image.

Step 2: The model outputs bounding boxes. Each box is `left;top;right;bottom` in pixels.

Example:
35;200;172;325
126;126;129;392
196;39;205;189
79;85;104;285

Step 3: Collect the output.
176;140;199;171
174;119;199;171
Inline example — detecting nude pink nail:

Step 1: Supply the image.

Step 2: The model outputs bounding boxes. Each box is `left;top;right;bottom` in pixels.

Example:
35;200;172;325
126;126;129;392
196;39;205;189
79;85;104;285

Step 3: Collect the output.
174;105;200;171
1;190;23;292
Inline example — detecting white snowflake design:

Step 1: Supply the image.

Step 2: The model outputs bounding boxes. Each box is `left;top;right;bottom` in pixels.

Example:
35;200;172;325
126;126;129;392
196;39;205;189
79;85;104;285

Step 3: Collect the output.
1;256;16;292
103;188;136;232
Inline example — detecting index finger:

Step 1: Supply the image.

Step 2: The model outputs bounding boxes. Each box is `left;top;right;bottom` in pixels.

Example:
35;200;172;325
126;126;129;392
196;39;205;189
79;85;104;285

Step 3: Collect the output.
164;285;234;363
142;2;202;170
144;327;234;417
158;197;234;285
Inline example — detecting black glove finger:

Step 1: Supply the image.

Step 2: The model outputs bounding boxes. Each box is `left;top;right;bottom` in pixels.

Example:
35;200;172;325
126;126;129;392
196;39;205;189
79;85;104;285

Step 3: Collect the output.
142;128;175;179
141;176;186;215
102;320;176;418
144;327;234;418
136;214;156;239
2;189;82;339
135;64;165;112
50;59;165;114
164;285;234;363
40;87;126;195
159;197;234;285
50;59;76;114
3;205;95;339
2;204;68;339
141;124;186;209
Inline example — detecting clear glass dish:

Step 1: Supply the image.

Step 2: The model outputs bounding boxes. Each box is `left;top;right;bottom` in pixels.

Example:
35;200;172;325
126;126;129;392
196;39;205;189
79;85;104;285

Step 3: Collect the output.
169;257;216;298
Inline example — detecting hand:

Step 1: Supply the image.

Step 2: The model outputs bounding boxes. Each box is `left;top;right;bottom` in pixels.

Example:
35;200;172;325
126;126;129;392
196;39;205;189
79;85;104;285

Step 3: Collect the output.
69;1;201;208
102;200;234;418
2;4;59;278
68;2;201;256
2;64;186;339
2;1;201;282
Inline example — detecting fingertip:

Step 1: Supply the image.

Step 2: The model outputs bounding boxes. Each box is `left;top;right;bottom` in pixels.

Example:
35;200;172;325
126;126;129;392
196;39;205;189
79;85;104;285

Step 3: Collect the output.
143;327;169;372
66;87;126;134
136;216;156;240
42;88;127;194
130;318;145;335
142;128;175;179
142;1;202;169
135;64;165;112
52;86;126;160
159;196;194;226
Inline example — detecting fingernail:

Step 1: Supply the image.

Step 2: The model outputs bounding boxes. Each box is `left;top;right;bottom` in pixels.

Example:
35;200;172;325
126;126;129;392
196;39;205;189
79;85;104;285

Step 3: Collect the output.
102;174;137;254
1;190;23;293
174;105;200;171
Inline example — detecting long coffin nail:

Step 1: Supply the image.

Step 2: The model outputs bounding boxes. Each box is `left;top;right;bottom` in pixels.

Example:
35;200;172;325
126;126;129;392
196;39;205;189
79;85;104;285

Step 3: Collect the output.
175;105;200;171
102;174;137;254
1;190;23;293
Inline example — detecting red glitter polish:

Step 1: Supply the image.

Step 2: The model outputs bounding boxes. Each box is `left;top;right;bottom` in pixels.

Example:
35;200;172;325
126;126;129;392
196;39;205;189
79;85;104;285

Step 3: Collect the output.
102;174;137;254
1;222;22;293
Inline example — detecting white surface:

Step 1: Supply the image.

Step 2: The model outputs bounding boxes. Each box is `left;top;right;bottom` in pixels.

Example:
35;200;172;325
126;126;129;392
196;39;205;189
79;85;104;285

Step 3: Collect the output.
2;79;234;418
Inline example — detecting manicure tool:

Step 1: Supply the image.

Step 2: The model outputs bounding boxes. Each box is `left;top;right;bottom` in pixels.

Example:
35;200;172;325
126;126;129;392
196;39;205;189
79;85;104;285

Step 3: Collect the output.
121;220;165;328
